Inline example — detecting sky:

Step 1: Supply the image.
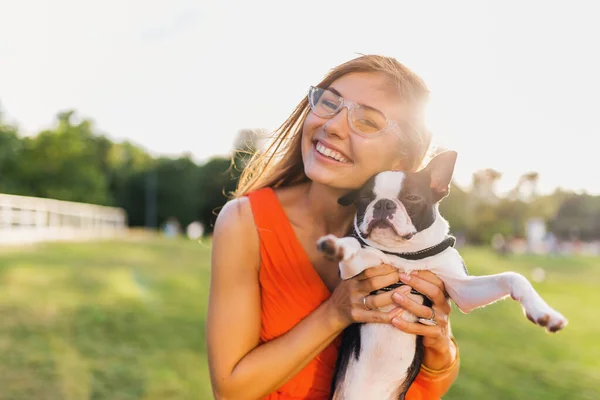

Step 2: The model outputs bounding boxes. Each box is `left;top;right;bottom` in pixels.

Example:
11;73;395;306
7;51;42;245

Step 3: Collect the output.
1;0;599;195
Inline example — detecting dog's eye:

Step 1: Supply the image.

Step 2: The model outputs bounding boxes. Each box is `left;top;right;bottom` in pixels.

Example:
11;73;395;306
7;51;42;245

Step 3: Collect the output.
405;195;422;202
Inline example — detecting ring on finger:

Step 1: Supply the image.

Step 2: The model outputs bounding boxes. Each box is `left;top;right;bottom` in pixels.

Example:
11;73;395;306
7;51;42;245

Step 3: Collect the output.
417;308;437;326
362;295;373;310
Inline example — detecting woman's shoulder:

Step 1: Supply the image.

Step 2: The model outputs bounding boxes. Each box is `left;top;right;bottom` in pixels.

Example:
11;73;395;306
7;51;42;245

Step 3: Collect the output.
212;196;258;252
214;183;307;233
218;196;253;219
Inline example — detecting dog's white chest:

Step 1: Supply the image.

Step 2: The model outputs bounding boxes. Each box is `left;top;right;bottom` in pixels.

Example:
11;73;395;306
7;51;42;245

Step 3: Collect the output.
335;324;419;400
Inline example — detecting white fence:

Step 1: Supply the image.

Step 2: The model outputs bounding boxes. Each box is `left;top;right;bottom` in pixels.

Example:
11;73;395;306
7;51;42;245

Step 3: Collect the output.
0;193;127;246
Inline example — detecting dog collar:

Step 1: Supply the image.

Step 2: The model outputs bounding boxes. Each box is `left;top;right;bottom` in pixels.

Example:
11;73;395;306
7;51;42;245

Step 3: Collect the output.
351;229;456;260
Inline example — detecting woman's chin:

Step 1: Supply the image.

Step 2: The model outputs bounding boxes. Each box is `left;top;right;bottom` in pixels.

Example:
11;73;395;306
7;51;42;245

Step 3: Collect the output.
303;155;365;190
304;167;338;187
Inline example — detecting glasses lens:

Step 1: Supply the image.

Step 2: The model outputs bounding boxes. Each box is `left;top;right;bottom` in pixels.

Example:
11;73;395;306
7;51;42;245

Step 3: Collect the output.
351;107;388;135
309;87;341;116
308;86;392;136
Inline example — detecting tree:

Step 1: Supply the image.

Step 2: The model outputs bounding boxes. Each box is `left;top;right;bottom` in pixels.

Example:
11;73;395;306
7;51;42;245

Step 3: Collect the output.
439;180;469;235
470;168;502;204
550;194;600;240
105;141;154;211
17;111;110;204
0;118;25;194
509;171;539;202
197;157;239;234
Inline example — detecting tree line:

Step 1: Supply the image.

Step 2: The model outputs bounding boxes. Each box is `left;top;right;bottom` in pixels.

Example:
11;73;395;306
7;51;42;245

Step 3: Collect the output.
0;109;596;243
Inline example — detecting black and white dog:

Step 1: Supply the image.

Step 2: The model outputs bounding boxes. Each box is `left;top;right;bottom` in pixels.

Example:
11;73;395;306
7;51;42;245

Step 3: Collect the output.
317;150;567;400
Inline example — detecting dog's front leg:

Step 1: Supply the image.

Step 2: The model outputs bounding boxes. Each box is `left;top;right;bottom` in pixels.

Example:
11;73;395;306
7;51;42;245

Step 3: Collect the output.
443;272;568;333
317;235;386;279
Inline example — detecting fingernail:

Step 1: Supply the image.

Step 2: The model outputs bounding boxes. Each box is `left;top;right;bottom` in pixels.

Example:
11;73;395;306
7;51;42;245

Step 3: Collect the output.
392;292;404;302
410;270;419;276
392;314;403;325
399;272;411;281
399;285;412;294
392;309;404;320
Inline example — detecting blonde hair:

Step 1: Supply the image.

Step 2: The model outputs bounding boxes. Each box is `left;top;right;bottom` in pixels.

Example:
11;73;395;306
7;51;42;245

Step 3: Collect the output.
234;54;432;197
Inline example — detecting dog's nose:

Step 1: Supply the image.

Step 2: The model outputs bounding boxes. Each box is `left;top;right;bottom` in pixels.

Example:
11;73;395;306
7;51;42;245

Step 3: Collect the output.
374;199;397;211
373;199;396;218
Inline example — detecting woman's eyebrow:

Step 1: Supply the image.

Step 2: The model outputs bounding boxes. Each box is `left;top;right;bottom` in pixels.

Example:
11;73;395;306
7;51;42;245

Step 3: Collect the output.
328;87;344;98
329;86;382;113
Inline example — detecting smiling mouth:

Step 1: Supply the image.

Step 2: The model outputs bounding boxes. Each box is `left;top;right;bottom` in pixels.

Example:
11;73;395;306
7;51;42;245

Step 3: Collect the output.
313;141;352;164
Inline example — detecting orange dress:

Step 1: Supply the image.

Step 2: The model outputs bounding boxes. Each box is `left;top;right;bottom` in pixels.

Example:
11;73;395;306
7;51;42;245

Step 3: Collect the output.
247;188;460;400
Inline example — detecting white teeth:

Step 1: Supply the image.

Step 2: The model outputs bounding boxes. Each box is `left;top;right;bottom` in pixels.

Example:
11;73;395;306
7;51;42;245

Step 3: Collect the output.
316;142;349;163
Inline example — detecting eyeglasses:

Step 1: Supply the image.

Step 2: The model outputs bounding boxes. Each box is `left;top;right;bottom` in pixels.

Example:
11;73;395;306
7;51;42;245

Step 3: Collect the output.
307;86;402;137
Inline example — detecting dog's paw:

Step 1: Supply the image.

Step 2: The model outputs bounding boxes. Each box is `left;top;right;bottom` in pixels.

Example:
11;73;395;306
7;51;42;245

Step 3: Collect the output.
317;235;344;262
525;306;568;333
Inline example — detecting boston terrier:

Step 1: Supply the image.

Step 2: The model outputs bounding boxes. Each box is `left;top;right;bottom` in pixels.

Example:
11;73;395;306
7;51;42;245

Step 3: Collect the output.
317;150;567;400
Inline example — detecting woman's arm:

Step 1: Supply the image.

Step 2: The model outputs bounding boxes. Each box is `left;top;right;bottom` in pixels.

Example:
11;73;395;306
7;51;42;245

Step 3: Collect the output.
206;198;403;400
410;337;460;398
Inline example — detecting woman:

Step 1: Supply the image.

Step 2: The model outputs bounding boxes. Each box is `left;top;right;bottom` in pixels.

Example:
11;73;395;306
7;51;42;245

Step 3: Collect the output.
207;55;459;400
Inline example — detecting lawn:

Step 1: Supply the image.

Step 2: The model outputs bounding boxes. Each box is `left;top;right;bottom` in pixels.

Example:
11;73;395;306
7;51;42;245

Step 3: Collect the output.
0;235;597;399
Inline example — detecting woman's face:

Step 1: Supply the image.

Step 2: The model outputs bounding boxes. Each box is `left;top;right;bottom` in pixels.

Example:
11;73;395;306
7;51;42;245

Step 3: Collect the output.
301;72;408;190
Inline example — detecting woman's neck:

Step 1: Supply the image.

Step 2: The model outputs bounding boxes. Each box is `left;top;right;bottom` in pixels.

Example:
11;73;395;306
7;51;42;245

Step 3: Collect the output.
301;182;355;236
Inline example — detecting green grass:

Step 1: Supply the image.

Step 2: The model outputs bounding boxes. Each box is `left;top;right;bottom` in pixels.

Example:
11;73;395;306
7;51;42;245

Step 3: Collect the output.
447;247;600;399
0;236;598;399
0;236;212;400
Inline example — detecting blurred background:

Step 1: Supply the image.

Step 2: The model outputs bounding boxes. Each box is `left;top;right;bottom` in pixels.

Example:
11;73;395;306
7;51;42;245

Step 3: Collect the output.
0;0;598;399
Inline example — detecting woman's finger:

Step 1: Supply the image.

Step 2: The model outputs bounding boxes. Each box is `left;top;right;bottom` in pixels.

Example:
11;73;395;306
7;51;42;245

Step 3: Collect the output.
412;270;445;292
399;272;447;308
391;291;441;321
351;303;401;324
391;313;443;337
355;264;397;281
356;271;402;294
363;285;412;310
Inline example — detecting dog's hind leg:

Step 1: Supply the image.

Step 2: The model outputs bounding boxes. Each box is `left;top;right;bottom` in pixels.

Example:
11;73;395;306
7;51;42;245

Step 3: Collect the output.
442;272;568;333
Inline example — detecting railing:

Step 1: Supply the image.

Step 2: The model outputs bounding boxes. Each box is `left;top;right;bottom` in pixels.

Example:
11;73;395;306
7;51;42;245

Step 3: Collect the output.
0;193;127;245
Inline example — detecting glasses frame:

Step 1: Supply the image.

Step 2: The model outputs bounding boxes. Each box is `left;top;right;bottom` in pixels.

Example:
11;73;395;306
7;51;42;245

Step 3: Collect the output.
307;86;402;138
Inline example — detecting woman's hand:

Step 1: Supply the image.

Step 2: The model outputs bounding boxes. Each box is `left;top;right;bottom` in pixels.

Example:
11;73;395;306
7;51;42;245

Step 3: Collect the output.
326;264;406;330
391;270;457;370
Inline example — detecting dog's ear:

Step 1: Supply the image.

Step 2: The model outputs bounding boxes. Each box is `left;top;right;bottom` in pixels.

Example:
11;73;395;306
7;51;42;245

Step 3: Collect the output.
423;150;457;202
338;190;359;206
